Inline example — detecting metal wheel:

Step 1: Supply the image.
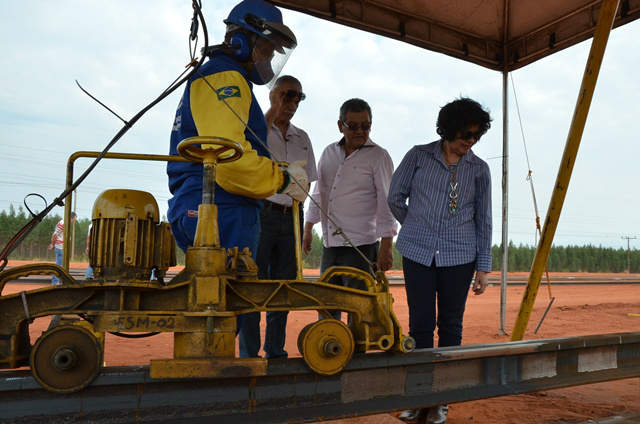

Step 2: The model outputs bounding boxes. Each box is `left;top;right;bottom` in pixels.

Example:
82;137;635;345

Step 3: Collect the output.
177;136;243;164
297;322;315;356
30;324;103;393
297;319;354;375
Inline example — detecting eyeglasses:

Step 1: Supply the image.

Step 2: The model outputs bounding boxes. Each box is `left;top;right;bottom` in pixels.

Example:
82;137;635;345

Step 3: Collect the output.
285;89;306;101
342;121;372;132
459;129;484;141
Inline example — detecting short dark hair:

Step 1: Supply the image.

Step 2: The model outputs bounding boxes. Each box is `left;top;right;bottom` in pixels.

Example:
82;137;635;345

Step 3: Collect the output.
436;97;492;141
339;98;372;123
271;75;302;90
70;212;77;219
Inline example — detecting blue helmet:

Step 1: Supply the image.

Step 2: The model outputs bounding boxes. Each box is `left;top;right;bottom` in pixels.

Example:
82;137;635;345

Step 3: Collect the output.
224;0;296;86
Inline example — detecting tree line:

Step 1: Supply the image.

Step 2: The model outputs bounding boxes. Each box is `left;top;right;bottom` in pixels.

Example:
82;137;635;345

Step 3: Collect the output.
1;205;638;273
0;206;92;261
490;242;640;273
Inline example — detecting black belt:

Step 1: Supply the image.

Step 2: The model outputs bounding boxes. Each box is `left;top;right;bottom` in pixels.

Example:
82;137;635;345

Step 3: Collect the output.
263;200;302;214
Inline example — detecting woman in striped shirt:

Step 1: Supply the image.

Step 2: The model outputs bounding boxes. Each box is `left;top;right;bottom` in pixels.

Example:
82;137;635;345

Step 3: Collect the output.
390;97;493;424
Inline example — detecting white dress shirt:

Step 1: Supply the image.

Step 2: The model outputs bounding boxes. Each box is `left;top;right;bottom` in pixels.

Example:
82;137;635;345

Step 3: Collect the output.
306;138;398;247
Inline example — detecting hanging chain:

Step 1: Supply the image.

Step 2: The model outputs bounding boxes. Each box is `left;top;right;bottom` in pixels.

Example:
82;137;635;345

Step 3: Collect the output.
448;165;459;214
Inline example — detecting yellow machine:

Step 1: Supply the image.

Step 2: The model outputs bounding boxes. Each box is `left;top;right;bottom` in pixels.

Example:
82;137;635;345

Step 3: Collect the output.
0;137;413;393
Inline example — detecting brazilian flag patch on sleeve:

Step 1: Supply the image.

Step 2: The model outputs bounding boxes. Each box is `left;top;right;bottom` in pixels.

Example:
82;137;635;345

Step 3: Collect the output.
216;86;241;100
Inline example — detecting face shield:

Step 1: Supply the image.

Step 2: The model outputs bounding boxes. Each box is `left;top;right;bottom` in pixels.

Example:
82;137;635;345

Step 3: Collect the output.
244;14;296;87
251;36;294;87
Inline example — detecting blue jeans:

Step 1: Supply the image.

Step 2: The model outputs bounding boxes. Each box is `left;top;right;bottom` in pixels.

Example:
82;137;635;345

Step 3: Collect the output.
84;265;94;280
239;204;302;358
51;247;63;285
402;257;475;349
319;242;378;321
170;204;261;335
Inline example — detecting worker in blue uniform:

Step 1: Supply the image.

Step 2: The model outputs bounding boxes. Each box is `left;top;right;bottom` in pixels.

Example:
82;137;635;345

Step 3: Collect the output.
168;0;307;257
167;0;308;338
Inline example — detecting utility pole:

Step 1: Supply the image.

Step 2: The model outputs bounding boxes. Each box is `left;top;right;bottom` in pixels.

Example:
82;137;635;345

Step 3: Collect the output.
621;236;636;273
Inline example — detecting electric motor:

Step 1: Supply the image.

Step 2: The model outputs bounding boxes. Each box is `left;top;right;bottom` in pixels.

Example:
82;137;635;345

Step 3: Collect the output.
88;189;176;281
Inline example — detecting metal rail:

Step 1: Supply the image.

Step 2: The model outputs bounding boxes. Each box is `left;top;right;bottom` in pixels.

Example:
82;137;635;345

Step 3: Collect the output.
0;331;639;423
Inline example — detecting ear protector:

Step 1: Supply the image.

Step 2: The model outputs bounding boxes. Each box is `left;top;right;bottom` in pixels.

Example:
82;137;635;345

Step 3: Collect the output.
229;32;250;61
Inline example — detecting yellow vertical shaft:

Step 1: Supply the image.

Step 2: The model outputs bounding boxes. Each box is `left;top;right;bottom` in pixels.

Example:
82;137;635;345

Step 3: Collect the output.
62;162;75;272
292;200;304;280
63;199;72;271
511;0;620;341
193;155;221;248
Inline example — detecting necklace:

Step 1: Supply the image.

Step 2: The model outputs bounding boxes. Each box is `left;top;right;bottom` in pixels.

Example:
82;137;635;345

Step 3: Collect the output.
448;164;459;214
442;145;459;214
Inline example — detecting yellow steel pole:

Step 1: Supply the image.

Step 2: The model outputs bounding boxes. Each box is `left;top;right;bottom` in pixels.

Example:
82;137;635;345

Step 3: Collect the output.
511;0;620;341
62;191;73;271
71;189;77;261
292;200;303;280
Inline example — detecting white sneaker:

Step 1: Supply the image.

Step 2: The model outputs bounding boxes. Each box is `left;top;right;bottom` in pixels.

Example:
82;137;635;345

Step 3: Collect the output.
426;405;448;424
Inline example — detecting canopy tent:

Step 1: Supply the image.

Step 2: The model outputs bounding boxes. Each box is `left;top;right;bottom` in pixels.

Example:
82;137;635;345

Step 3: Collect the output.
270;0;640;72
269;0;639;338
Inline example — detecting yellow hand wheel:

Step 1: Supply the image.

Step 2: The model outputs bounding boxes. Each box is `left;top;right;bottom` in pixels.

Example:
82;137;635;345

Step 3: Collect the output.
177;136;243;164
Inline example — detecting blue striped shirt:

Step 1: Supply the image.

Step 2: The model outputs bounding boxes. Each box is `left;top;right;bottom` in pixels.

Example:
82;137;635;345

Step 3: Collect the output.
388;140;492;272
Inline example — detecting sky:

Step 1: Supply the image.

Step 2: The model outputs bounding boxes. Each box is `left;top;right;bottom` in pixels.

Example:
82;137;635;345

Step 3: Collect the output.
1;1;639;250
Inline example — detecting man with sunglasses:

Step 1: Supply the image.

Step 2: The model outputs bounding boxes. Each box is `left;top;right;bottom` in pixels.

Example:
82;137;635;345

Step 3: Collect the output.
239;75;317;359
389;97;493;424
303;98;397;320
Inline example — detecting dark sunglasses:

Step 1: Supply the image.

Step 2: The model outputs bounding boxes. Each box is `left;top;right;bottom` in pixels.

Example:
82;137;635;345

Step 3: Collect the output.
342;121;372;132
459;129;484;141
284;89;306;101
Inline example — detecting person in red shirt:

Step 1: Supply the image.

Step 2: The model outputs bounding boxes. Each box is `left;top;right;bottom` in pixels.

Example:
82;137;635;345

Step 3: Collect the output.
48;212;77;285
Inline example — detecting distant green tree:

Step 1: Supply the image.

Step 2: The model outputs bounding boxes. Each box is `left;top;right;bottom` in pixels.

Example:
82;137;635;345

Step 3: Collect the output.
564;245;578;272
392;243;402;270
506;241;516;270
491;244;501;271
611;247;624;273
584;245;596;272
301;228;323;269
548;245;565;271
631;249;640;273
513;243;533;271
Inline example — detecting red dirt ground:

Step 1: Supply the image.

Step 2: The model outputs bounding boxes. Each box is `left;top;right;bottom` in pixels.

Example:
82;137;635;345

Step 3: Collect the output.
3;261;639;423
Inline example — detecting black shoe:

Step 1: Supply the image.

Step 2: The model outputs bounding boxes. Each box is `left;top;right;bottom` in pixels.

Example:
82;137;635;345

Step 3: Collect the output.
398;408;426;423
